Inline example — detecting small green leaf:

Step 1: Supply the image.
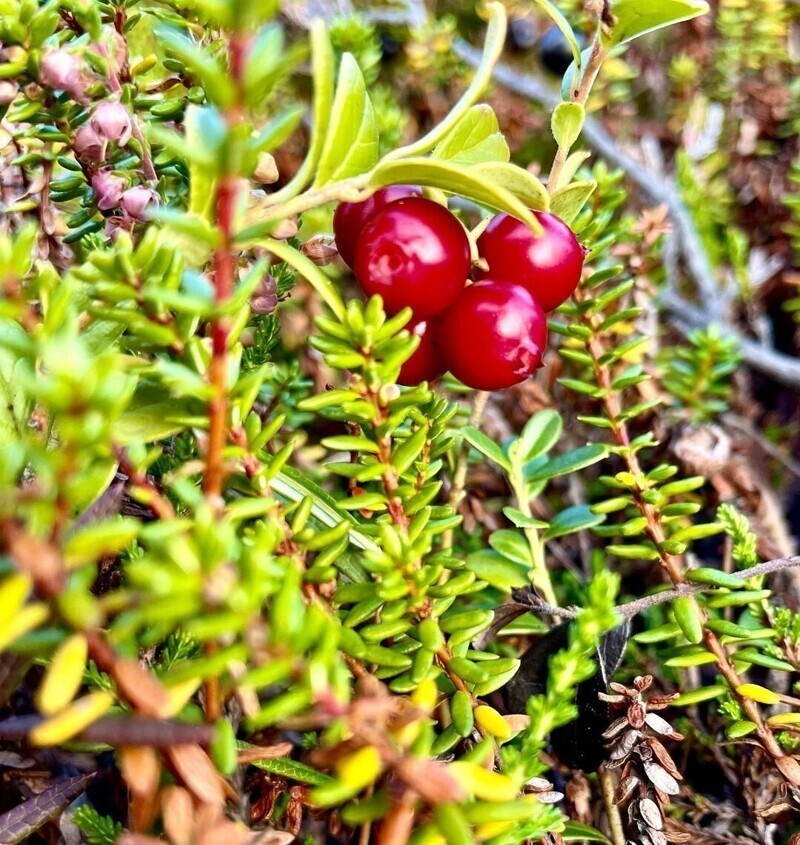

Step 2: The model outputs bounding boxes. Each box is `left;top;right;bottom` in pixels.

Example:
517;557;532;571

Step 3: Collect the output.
502;507;548;530
489;530;533;566
462;426;511;471
550;179;596;224
369;158;542;234
551;102;584;151
673;684;727;706
734;649;794;672
465;551;528;591
432;104;509;167
270;467;376;557
562;821;612;844
249;754;333;786
726;719;757;739
156;28;232;107
469;162;550;212
686;568;744;589
525;443;607;483
544;505;604;540
673;596;703;645
664;650;716;668
518;409;563;462
314;53;379;186
607;0;710;46
114;394;197;445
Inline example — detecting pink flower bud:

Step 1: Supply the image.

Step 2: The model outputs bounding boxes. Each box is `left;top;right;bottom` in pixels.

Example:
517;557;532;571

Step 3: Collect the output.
90;101;132;146
250;274;278;314
301;236;338;266
73;124;106;162
0;81;18;106
40;50;89;102
120;185;158;221
91;171;126;211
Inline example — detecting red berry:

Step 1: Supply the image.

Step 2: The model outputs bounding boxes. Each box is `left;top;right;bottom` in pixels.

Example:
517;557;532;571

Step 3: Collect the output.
398;319;445;386
354;197;470;319
438;280;547;391
476;211;584;312
333;185;421;268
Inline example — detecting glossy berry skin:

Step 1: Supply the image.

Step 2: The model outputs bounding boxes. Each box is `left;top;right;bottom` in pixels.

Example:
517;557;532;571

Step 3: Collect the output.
333;185;421;268
354;197;470;319
397;319;445;386
476;211;584;313
539;25;583;76
438;280;547;391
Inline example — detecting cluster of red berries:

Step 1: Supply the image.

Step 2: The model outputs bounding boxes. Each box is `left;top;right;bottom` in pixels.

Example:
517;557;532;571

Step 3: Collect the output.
333;186;585;391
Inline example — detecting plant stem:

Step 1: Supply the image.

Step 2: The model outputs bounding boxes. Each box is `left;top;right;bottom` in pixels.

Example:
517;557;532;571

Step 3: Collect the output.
202;31;249;724
548;37;606;190
599;765;625;845
577;294;800;787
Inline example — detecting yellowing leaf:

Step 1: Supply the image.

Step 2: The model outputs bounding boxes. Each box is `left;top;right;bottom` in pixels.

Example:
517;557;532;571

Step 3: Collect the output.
448;761;519;802
0;603;49;651
736;684;781;706
36;634;88;716
336;746;383;790
29;691;115;746
474;705;512;741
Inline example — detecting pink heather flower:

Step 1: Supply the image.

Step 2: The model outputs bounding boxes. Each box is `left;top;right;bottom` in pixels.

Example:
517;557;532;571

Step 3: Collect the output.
91;171;126;211
90;101;132;146
39;50;89;102
73;124;106;162
120;186;158;221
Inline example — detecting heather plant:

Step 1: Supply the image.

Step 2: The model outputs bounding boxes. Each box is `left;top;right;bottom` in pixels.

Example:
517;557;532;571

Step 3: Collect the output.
2;1;800;844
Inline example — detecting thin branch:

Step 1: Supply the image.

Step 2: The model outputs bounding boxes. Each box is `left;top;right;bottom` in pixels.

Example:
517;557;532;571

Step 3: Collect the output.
452;40;800;390
512;555;800;621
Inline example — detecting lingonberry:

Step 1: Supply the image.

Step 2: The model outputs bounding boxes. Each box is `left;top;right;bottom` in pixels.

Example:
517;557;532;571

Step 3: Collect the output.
398;319;445;386
476;211;585;312
354;197;470;319
438;280;547;391
333;185;421;268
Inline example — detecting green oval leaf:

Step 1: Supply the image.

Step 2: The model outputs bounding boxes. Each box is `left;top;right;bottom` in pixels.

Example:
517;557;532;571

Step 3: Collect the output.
432;104;509;167
607;0;710;46
525;443;607;483
314;53;379;186
368;158;542;234
551;102;585;151
462;426;511;471
518;409;563;462
550;179;596;225
562;821;611;844
470;161;550;212
544;504;605;540
673;596;704;644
